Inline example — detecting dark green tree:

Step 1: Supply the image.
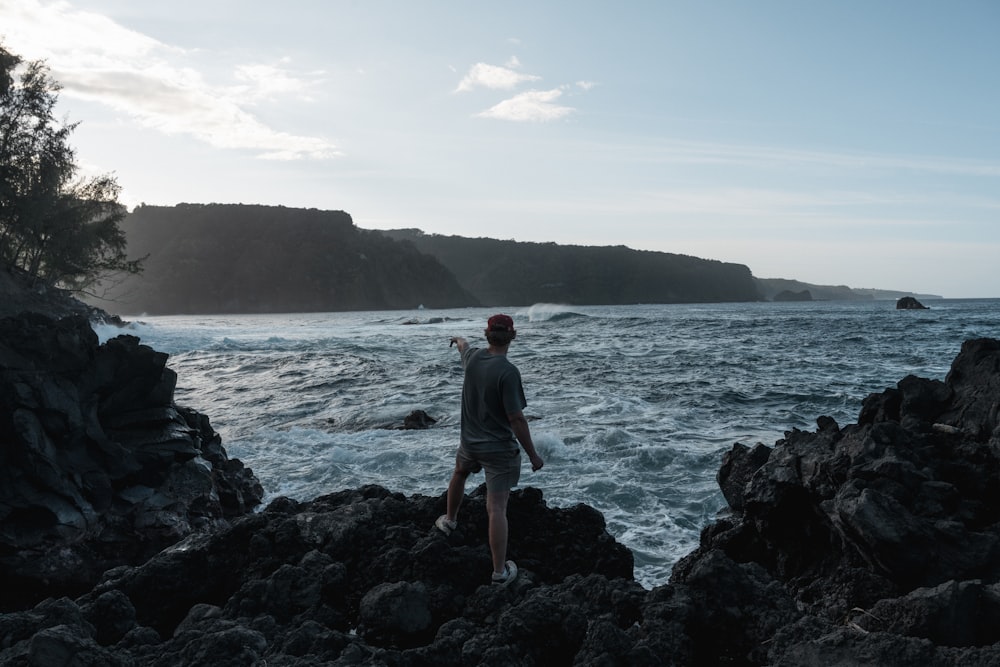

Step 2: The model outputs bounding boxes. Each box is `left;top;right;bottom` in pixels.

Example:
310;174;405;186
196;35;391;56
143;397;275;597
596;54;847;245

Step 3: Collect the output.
0;42;142;293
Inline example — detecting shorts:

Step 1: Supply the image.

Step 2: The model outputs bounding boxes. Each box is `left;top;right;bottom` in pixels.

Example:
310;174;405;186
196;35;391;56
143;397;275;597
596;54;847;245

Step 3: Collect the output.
455;441;521;492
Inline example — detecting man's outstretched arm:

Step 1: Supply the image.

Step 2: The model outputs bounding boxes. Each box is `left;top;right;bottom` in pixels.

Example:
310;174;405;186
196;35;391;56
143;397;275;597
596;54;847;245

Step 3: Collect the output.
450;336;469;353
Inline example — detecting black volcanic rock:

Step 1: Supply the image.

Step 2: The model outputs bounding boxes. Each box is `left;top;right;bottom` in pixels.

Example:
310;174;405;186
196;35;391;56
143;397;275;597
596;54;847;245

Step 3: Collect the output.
4;324;1000;663
897;296;929;309
0;313;262;610
671;338;1000;664
0;485;636;665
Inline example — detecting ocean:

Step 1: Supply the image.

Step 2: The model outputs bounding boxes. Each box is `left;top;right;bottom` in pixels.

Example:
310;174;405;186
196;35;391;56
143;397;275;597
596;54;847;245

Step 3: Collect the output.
94;299;1000;589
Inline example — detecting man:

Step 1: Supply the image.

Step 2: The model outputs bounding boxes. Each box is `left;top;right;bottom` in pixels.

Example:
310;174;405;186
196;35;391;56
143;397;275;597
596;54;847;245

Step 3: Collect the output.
435;313;544;586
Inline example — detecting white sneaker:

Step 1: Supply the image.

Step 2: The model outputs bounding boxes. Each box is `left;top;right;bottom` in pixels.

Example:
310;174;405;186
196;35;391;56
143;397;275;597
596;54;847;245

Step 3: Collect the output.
435;515;457;535
491;560;518;586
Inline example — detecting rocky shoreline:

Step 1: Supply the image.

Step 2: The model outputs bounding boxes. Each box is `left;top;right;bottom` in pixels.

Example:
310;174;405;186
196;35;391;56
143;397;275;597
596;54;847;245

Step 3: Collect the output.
0;313;263;612
2;300;1000;664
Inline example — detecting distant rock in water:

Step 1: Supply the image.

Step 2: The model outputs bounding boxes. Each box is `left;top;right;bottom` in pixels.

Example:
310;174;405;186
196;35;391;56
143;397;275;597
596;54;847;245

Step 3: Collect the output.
897;295;929;309
401;409;437;429
773;289;813;302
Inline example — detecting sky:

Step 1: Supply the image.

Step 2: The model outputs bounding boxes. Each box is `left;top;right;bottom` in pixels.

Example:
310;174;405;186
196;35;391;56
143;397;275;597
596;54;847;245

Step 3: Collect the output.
3;1;999;298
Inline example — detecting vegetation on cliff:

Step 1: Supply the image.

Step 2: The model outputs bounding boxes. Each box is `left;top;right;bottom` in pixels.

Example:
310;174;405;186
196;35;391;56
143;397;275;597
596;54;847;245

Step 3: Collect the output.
754;277;942;302
381;228;761;306
105;205;767;316
105;204;479;314
99;204;944;315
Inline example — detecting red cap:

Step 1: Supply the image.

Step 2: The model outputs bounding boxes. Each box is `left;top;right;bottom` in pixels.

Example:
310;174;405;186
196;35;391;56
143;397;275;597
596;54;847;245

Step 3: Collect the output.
487;313;514;331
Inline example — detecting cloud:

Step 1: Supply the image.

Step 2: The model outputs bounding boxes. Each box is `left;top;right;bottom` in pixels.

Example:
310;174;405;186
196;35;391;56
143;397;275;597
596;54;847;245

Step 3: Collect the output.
476;88;575;122
455;57;588;121
3;0;339;160
230;61;326;104
455;62;541;92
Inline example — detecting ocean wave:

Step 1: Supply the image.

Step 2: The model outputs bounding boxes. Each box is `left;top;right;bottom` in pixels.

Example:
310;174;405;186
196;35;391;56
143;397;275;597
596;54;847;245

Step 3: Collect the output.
518;303;590;323
114;299;1000;589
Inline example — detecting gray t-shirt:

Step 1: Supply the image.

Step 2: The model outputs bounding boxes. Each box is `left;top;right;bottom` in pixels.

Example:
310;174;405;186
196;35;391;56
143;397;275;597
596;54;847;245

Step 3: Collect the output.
460;347;527;449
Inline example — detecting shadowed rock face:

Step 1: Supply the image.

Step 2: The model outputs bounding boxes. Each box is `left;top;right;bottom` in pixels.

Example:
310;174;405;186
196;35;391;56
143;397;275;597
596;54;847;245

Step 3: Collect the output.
0;313;262;610
3;322;1000;665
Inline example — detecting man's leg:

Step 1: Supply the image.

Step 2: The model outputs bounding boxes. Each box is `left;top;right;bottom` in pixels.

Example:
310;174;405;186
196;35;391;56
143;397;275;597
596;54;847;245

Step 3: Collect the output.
486;489;510;574
445;462;471;522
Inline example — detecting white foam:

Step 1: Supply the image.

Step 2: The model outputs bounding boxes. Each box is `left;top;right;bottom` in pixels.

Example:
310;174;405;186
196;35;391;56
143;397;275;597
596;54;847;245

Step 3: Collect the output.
519;303;574;322
104;301;1000;589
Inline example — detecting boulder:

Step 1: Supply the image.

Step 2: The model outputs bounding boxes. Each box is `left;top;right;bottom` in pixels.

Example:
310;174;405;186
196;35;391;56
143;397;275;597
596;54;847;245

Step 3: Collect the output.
897;296;929;309
399;409;437;430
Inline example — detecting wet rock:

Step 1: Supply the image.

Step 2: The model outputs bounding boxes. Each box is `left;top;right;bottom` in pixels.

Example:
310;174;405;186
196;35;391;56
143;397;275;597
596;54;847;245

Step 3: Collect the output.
676;337;1000;664
359;580;433;647
400;409;437;429
897;296;929;309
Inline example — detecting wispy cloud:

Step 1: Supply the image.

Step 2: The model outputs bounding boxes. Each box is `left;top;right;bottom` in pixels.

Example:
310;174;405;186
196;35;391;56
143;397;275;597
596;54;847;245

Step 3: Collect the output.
454;62;541;93
476;88;575;122
3;0;339;160
230;60;326;104
455;57;583;122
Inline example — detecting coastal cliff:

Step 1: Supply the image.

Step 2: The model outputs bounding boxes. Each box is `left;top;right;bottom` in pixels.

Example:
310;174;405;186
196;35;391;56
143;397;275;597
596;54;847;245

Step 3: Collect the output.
102;204;481;315
2;287;1000;663
380;229;761;306
98;204;767;316
92;205;941;315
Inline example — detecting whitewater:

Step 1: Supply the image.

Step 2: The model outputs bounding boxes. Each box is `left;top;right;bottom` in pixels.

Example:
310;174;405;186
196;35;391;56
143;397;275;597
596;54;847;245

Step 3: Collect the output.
94;299;1000;589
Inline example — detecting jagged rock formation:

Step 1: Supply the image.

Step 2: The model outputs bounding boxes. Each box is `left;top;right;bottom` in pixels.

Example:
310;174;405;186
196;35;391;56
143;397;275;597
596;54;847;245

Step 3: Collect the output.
3;311;1000;663
0;314;263;610
673;337;1000;664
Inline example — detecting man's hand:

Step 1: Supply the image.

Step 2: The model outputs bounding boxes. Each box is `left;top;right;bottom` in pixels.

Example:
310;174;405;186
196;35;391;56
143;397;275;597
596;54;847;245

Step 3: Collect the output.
508;410;543;472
